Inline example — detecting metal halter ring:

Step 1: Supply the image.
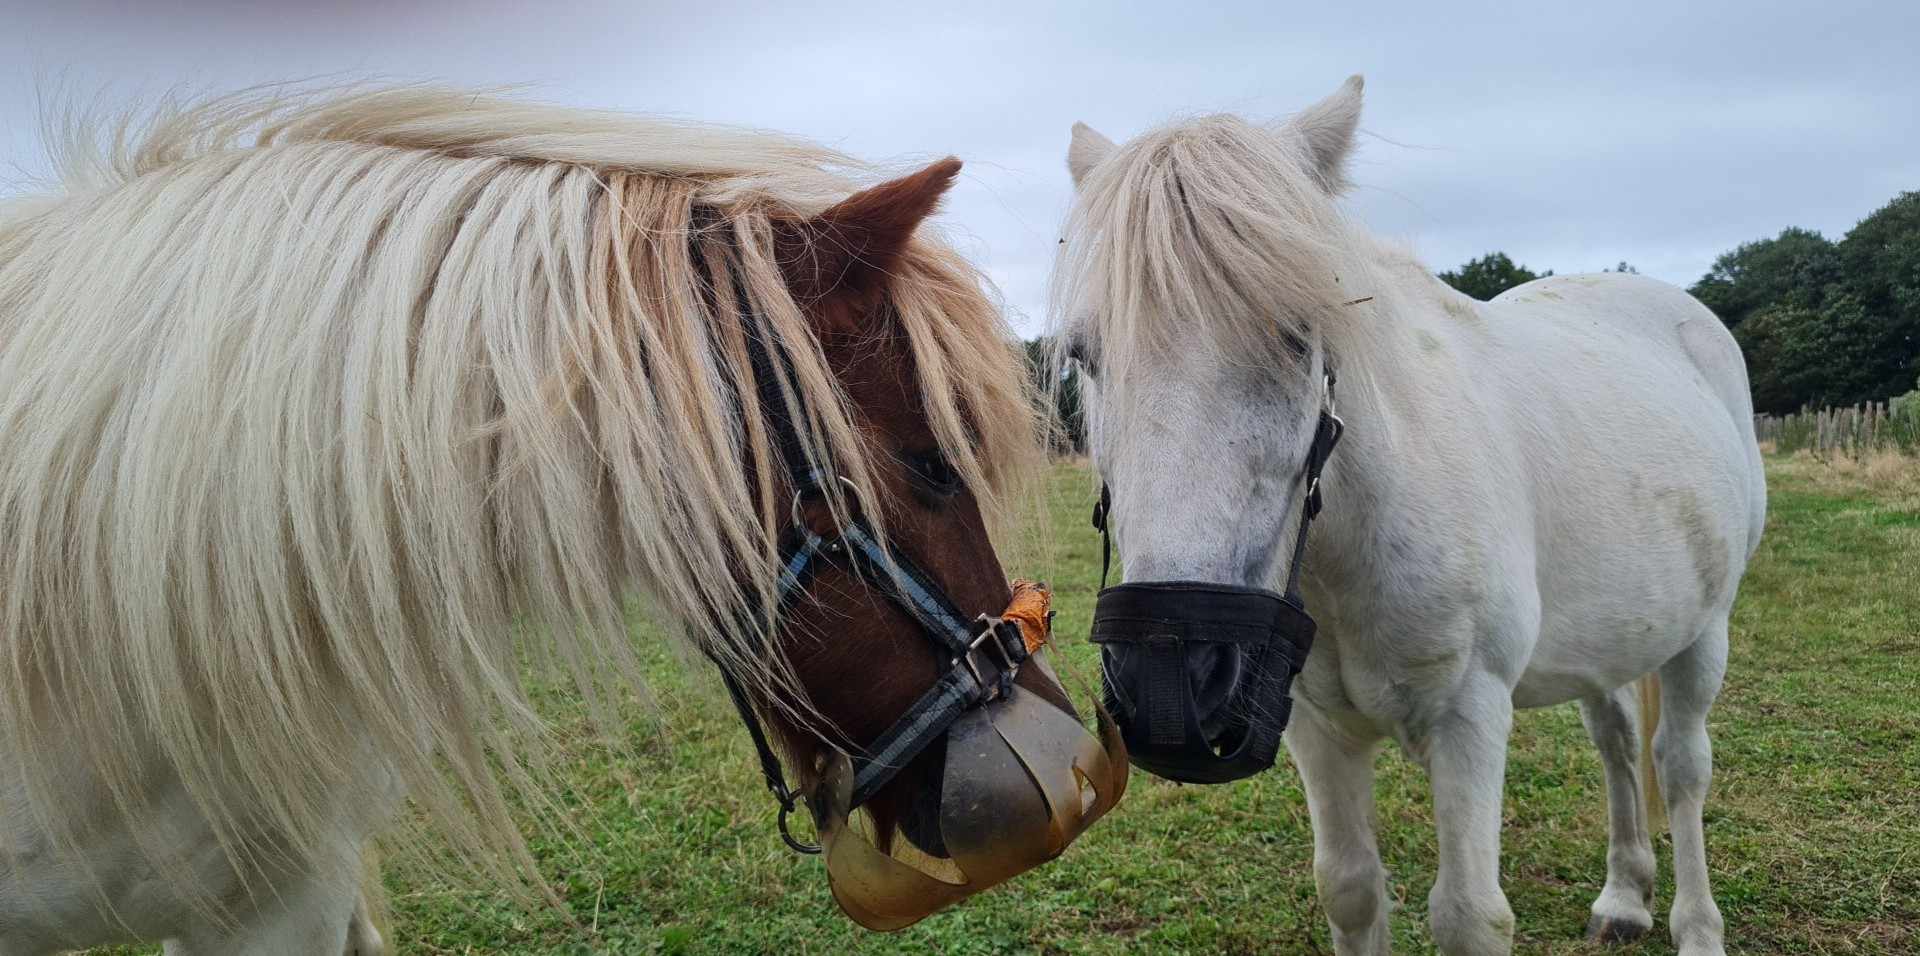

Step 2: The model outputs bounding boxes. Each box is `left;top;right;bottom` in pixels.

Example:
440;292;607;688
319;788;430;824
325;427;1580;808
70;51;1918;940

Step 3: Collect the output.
790;474;862;532
775;784;822;855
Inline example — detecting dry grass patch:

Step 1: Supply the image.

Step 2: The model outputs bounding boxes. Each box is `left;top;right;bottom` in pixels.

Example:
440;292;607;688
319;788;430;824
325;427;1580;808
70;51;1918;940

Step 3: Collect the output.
1769;448;1920;510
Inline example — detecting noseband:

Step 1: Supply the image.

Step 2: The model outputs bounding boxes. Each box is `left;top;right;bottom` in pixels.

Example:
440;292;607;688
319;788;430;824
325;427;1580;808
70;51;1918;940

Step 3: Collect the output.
710;275;1032;854
1089;370;1343;783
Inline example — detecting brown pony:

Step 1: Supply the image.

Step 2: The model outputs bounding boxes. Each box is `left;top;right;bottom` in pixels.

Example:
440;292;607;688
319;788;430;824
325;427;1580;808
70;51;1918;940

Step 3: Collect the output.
0;88;1123;953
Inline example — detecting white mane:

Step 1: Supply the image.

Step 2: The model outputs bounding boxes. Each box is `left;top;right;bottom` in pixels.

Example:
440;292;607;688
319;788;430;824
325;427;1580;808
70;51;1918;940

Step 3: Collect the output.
1051;109;1426;449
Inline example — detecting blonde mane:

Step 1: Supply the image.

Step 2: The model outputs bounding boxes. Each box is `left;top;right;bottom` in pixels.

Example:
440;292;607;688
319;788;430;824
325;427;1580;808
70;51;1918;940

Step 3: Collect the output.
0;87;1039;901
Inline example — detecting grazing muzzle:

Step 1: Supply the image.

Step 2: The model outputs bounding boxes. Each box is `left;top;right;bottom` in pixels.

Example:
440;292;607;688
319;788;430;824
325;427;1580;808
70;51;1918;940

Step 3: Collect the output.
807;671;1129;930
720;527;1129;930
1091;582;1314;783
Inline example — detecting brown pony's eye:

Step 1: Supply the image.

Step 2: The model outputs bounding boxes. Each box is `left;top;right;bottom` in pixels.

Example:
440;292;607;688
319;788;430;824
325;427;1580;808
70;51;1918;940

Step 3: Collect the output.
904;450;962;498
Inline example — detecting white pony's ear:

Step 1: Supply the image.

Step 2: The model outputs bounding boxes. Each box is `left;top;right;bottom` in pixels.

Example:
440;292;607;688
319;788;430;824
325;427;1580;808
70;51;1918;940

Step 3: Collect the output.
1285;74;1364;193
1067;122;1118;189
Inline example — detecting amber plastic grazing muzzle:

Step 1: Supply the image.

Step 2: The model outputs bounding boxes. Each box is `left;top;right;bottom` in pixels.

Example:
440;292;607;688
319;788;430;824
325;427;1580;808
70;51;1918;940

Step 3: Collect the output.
804;586;1130;931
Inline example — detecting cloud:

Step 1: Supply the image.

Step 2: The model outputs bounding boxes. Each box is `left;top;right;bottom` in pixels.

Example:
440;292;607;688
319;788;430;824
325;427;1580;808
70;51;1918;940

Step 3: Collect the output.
4;0;1915;336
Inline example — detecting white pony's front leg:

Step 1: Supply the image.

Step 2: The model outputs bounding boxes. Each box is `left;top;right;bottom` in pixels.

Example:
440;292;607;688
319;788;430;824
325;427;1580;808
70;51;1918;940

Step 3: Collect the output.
1418;676;1516;956
1287;705;1391;956
1655;626;1730;956
347;889;386;956
1579;683;1657;942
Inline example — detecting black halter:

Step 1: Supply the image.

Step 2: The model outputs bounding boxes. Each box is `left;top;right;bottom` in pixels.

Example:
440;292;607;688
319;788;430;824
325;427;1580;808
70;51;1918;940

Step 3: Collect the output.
708;273;1032;854
1087;370;1343;783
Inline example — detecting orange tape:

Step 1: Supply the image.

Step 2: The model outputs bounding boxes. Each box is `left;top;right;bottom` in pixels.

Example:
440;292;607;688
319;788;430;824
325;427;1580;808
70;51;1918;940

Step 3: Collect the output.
1002;580;1053;654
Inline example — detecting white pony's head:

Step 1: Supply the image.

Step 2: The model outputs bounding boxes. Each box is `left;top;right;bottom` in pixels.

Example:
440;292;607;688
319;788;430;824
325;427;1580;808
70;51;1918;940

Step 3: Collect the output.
1053;76;1365;588
1050;78;1372;780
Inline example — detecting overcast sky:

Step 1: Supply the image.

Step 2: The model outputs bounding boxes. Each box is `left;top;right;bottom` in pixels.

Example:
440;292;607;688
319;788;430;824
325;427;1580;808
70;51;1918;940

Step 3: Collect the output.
3;1;1914;336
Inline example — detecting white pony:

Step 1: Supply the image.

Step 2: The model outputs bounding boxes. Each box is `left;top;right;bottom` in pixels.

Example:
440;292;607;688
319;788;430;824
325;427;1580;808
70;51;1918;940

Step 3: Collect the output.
0;87;1081;952
1056;76;1764;955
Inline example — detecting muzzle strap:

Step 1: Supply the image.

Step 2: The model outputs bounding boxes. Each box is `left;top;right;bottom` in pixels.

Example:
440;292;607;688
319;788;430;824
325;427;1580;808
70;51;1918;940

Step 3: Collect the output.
1147;641;1185;746
723;501;1030;820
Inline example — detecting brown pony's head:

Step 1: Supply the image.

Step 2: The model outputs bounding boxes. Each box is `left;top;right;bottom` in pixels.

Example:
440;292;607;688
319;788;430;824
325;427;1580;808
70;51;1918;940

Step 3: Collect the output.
715;159;1126;929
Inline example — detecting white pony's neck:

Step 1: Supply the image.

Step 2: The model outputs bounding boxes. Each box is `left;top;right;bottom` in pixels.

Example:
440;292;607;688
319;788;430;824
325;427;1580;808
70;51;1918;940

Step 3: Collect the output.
1320;242;1472;514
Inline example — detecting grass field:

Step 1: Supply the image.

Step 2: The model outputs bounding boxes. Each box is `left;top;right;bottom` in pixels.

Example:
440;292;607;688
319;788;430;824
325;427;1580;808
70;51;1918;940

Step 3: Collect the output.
103;455;1919;954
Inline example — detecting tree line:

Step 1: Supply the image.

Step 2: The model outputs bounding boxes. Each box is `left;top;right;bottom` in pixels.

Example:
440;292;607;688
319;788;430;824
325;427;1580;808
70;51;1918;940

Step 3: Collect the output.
1438;192;1920;415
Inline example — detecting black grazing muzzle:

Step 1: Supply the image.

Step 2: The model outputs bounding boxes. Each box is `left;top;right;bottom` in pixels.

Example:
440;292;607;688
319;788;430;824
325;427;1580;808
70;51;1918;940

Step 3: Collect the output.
1089;373;1343;784
1091;582;1315;782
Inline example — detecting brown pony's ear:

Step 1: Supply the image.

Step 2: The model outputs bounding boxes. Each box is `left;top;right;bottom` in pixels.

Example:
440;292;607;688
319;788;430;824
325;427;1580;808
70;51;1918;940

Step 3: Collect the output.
775;158;961;309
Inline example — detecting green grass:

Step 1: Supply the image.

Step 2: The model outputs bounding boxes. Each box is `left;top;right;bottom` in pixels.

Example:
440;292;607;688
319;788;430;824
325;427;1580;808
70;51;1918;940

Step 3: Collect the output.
102;457;1920;954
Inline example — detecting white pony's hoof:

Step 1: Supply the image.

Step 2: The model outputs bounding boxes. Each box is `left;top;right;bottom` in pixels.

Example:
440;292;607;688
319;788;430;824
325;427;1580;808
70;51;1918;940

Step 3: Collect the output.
1586;880;1655;945
346;913;385;956
1585;910;1653;944
1671;897;1727;956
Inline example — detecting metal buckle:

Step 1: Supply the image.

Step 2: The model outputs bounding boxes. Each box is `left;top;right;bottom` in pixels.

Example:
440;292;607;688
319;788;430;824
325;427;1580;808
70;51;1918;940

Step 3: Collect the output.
1320;374;1344;444
960;617;1021;701
1305;373;1343;505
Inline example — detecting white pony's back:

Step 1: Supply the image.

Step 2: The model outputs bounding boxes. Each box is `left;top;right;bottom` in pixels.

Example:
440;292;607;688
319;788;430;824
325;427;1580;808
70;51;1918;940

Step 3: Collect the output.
1490;272;1767;563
